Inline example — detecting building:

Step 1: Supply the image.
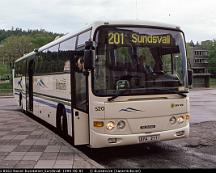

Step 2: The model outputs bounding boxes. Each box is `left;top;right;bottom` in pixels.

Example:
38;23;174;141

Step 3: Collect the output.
189;46;210;87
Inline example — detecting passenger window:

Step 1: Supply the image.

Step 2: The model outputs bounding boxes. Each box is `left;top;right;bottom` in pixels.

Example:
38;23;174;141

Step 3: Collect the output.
63;60;70;72
59;37;76;51
41;49;49;74
35;50;47;75
46;44;59;73
77;30;91;46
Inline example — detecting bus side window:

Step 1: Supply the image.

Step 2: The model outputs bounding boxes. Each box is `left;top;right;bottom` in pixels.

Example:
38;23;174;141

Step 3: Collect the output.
40;50;47;74
64;60;70;72
35;53;44;75
59;37;76;51
59;37;77;73
17;60;24;77
77;30;91;47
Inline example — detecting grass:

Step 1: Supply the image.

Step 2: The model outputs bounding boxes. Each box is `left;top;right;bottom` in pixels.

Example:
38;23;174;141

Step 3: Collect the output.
0;82;12;89
0;64;10;75
0;64;13;95
0;81;13;96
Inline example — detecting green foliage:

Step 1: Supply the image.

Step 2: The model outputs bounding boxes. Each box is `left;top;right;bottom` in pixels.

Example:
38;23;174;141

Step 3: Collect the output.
0;35;33;67
188;40;216;74
31;32;58;48
209;77;216;88
0;64;10;75
0;83;12;90
0;82;13;95
0;64;12;94
204;40;216;74
0;28;61;46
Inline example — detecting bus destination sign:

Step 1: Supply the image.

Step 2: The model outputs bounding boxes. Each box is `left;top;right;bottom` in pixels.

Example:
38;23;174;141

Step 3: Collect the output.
108;32;172;45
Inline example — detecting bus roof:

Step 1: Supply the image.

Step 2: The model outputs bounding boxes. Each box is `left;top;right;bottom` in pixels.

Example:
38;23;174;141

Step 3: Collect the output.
91;20;180;30
38;20;181;51
15;51;35;63
15;20;182;63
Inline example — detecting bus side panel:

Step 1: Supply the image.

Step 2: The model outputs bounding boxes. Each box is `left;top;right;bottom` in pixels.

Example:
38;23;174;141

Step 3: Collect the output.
73;109;89;145
33;73;72;137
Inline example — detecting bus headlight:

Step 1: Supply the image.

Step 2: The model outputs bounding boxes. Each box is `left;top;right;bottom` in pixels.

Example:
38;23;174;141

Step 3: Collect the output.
177;116;185;124
106;121;115;130
169;116;176;125
186;114;190;120
117;120;126;129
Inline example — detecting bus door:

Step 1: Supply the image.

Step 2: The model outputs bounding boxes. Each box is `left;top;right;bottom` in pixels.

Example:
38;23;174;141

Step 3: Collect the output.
26;59;34;112
71;52;89;145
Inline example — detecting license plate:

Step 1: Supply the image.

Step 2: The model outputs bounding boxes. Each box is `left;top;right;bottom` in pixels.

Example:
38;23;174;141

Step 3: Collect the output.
138;135;160;143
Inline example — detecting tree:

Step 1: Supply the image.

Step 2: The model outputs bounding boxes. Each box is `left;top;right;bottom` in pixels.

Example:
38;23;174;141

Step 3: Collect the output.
188;40;195;47
201;40;212;49
0;35;33;68
30;32;59;48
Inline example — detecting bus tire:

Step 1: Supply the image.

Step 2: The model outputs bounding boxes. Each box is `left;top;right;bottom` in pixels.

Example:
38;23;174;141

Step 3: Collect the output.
19;93;23;110
56;104;68;137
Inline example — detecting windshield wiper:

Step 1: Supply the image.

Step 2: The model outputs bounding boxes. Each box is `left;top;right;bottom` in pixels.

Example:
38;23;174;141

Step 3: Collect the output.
108;89;130;102
108;88;187;102
150;88;188;97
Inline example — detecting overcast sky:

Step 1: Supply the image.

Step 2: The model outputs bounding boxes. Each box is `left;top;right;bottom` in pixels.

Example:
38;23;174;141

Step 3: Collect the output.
0;0;216;42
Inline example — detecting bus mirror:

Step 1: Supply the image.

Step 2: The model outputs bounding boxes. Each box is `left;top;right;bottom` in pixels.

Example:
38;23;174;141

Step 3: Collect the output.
188;69;193;87
84;50;94;70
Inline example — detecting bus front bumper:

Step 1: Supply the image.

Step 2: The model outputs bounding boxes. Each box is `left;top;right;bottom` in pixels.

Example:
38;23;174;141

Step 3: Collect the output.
90;124;189;148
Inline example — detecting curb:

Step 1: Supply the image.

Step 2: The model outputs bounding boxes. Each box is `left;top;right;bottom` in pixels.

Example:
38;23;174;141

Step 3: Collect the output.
54;133;105;168
0;95;14;98
62;139;105;169
189;88;215;91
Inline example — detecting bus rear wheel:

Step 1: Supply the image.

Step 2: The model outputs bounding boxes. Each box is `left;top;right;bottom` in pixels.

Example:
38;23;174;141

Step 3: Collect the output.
56;105;68;137
19;93;23;111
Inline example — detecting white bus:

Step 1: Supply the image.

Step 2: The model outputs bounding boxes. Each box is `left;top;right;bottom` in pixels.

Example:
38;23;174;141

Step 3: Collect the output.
14;21;191;148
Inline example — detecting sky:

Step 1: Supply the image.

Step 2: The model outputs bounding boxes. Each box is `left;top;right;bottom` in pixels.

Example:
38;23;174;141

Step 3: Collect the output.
0;0;216;42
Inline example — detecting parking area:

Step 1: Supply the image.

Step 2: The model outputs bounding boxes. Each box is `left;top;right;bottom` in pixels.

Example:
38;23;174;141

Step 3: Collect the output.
1;88;216;168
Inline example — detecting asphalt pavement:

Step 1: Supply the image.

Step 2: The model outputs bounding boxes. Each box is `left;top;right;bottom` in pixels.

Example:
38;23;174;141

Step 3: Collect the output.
189;88;216;123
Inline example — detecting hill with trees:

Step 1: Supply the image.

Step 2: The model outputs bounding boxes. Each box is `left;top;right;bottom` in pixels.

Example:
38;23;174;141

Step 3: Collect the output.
1;27;216;76
0;28;62;69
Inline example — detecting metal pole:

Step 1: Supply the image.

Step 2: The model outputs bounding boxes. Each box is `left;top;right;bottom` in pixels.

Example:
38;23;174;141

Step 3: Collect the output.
136;0;138;20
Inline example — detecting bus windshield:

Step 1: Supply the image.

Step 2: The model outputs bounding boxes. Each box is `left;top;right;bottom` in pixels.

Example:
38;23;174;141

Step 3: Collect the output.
93;26;188;96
